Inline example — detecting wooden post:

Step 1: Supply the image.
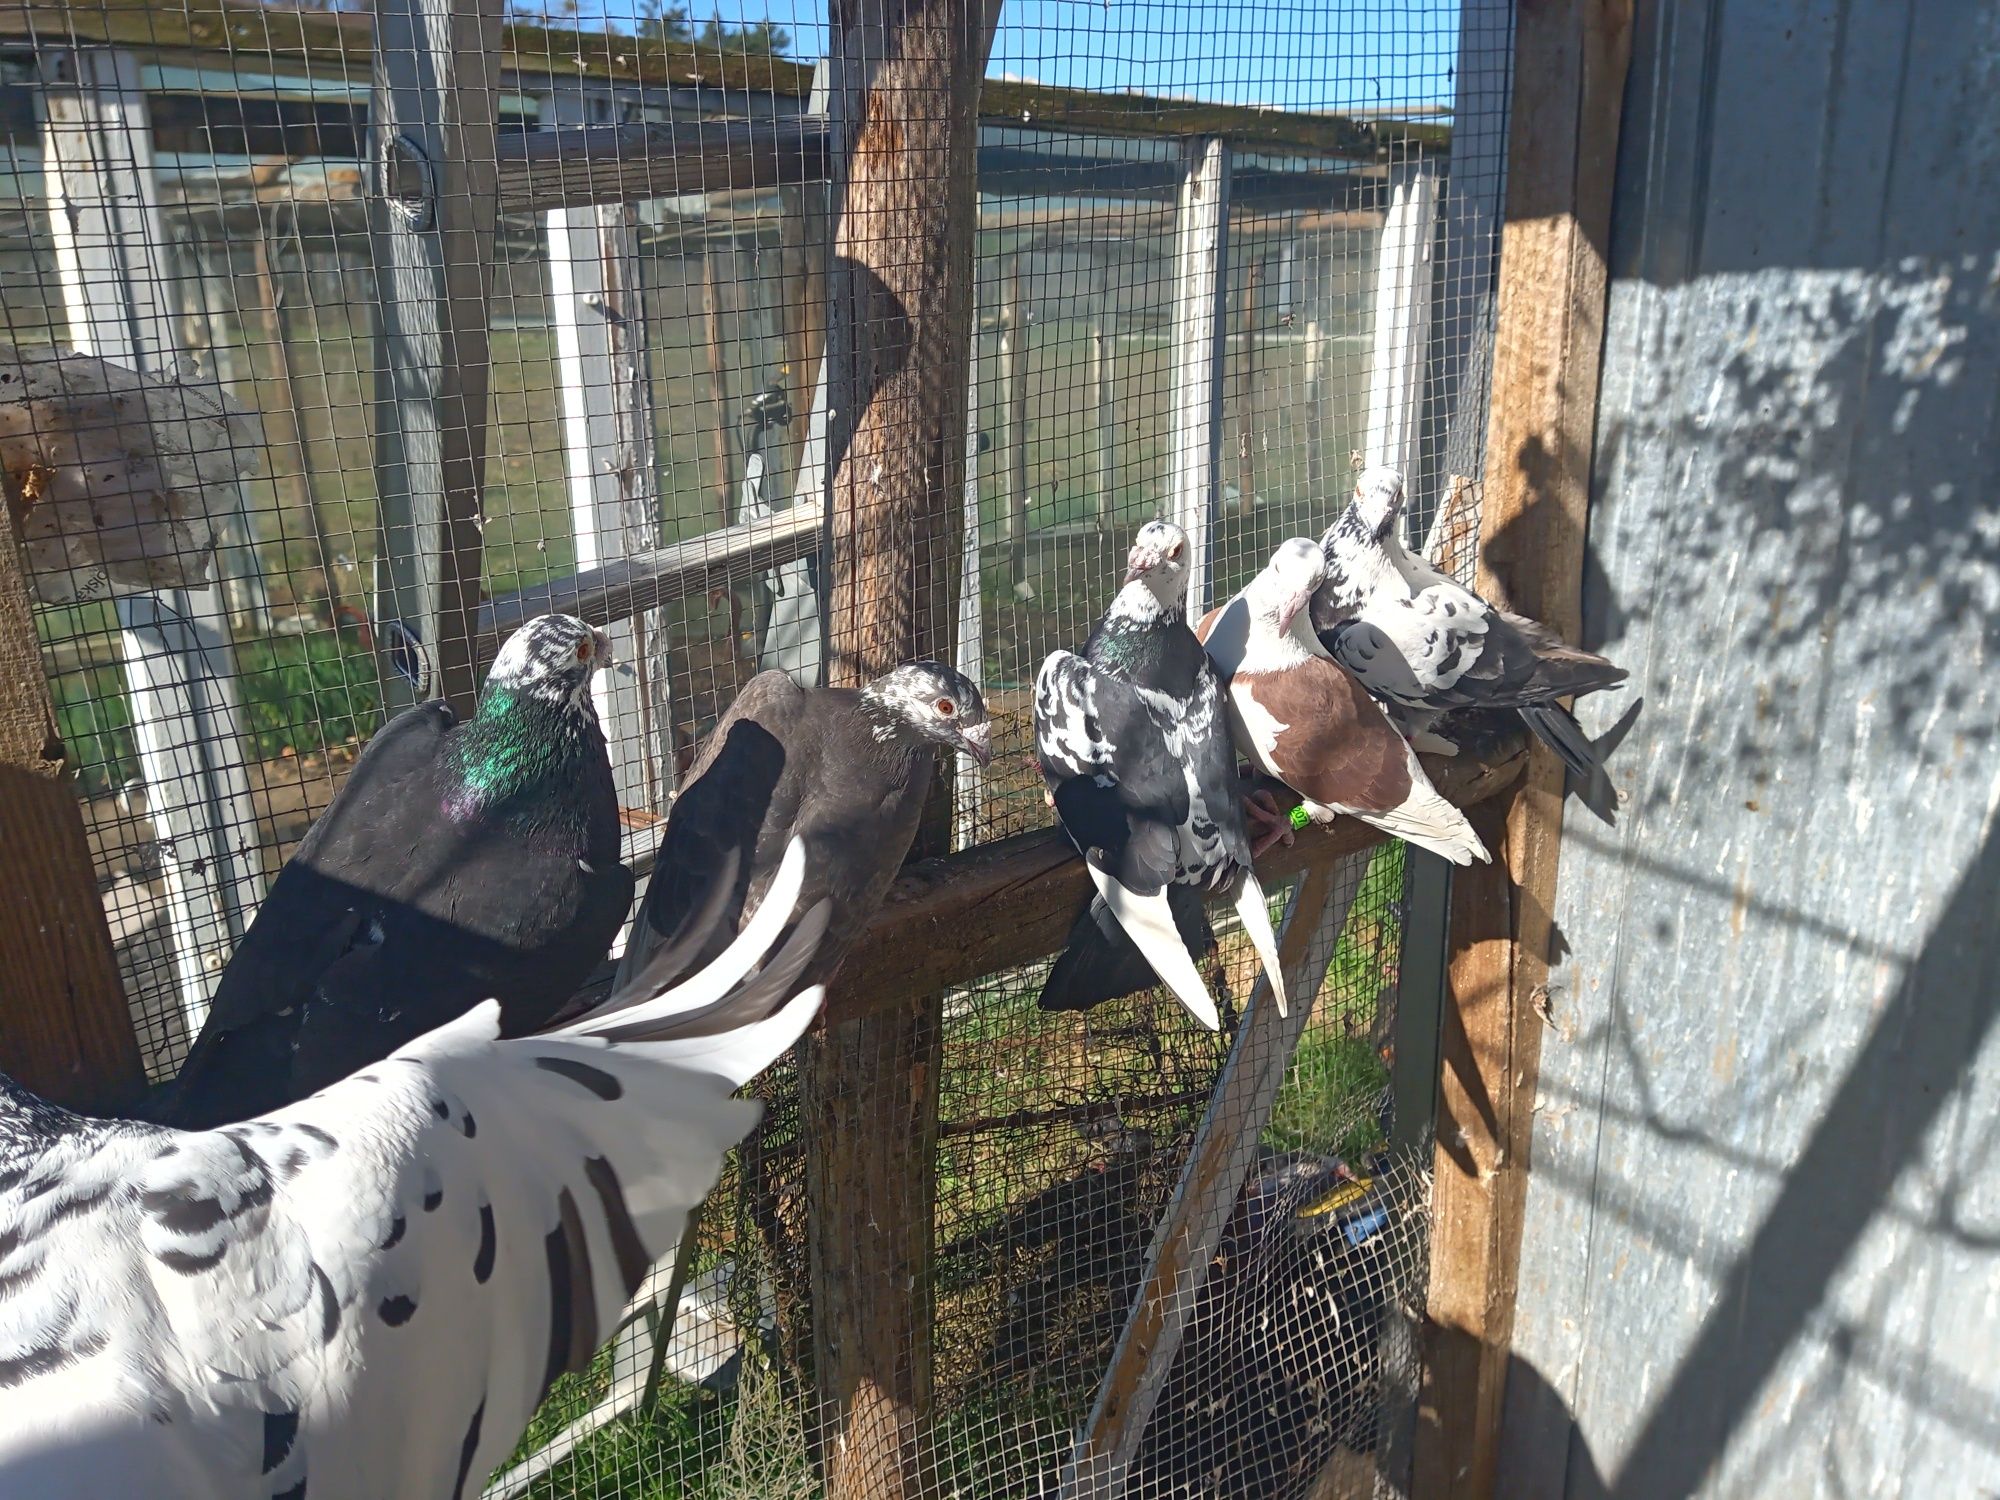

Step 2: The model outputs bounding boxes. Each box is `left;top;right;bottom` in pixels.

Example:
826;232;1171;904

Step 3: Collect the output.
1170;137;1228;614
953;322;985;847
1001;266;1030;594
366;0;503;719
804;1;984;1494
41;47;263;1056
1089;312;1116;531
701;243;736;534
547;146;671;816
1064;851;1373;1497
1414;3;1634;1497
0;503;143;1110
1234;249;1260;515
247;216;342;622
1365;165;1440;485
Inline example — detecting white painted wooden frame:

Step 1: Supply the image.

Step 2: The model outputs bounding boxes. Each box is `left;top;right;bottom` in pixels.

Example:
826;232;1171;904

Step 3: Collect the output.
545;92;672;816
1364;164;1441;495
41;47;263;1060
1169;137;1230;614
953;322;985;847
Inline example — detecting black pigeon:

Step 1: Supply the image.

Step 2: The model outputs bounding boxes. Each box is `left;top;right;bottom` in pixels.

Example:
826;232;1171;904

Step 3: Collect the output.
1131;1154;1405;1499
0;840;826;1500
1033;520;1286;1030
613;660;991;992
1313;467;1630;821
164;614;635;1129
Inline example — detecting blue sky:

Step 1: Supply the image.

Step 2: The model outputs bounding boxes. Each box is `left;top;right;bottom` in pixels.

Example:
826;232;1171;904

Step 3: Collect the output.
594;0;1461;114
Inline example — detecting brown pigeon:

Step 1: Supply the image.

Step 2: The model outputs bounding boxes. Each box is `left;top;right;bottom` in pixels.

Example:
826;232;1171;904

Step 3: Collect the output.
1198;539;1488;866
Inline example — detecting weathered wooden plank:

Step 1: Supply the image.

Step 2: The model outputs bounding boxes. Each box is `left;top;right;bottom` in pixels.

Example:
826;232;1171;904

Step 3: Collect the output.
475;502;824;646
805;1;985;1492
0;501;144;1110
1413;3;1633;1497
365;0;502;719
546;125;670;815
42;46;263;1056
494;118;828;214
833;740;1526;1020
1169;138;1229;612
1063;849;1371;1497
1001;271;1030;594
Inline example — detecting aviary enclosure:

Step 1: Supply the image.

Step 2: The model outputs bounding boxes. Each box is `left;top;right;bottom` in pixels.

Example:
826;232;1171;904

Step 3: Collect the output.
0;0;1607;1493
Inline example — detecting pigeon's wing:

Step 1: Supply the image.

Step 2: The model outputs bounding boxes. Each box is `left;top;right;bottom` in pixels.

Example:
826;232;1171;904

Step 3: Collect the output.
162;702;459;1126
1036;651;1218;1029
0;851;826;1500
1232;656;1488;867
615;670;809;990
1330;589;1523;710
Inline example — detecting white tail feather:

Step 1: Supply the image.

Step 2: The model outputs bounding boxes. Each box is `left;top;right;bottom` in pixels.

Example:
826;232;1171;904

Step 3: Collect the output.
1087;864;1221;1031
1231;870;1288;1018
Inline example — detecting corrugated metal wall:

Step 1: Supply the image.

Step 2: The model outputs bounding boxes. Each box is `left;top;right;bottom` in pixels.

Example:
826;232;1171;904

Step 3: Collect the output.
1499;2;2000;1497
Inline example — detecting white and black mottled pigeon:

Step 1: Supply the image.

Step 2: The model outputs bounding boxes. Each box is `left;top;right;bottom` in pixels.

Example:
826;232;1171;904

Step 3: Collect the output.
164;615;636;1130
1312;468;1628;819
0;839;827;1500
613;660;991;994
1034;521;1287;1030
1198;539;1488;866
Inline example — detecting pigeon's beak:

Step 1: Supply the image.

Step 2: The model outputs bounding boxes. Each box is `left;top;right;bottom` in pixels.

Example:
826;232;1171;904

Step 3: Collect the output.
1122;552;1157;585
956;720;993;768
589;625;614;668
1276;589;1313;634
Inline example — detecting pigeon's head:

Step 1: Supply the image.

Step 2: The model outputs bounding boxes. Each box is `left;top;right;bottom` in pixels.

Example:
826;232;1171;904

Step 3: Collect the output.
1250;537;1327;635
864;661;993;767
1123;519;1191;604
1350;466;1408;544
484;614;612;717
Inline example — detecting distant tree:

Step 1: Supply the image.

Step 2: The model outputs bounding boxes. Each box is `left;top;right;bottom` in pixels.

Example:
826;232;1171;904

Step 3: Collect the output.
698;10;791;55
637;0;693;41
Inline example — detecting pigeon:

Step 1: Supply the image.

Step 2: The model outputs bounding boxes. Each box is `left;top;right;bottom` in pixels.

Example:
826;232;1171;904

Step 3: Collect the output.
613;660;991;993
1130;1154;1405;1499
0;838;828;1500
1033;520;1287;1030
1313;467;1629;817
1198;539;1489;866
164;615;637;1129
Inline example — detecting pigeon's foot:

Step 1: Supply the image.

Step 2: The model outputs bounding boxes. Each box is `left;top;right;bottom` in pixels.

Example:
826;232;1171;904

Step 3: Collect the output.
1244;788;1296;858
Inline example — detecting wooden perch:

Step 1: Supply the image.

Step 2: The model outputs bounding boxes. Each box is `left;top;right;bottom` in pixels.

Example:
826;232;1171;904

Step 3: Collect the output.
831;736;1528;1023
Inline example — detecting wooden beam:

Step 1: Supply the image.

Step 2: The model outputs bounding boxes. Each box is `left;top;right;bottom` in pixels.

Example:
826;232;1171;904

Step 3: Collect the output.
833;740;1526;1021
1001;270;1030;593
546;125;670;816
1064;849;1371;1496
1414;2;1634;1497
365;0;502;719
0;503;143;1111
1169;138;1229;613
475;502;823;645
493;118;828;214
1089;315;1116;532
805;1;984;1494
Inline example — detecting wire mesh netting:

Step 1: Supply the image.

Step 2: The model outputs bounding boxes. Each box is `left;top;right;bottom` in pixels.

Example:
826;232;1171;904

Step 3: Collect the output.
1;0;1506;1494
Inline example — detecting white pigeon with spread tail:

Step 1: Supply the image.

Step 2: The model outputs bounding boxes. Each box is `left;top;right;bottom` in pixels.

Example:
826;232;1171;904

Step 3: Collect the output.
1313;467;1629;819
1033;521;1287;1029
0;843;827;1500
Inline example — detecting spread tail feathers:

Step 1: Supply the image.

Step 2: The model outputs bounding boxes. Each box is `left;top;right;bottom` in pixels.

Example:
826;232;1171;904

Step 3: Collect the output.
1038;886;1216;1018
1231;869;1288;1018
1518;702;1624;827
1084;866;1222;1031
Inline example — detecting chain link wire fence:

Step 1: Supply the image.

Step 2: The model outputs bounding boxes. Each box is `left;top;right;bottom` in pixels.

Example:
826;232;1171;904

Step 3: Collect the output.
1;0;1505;1492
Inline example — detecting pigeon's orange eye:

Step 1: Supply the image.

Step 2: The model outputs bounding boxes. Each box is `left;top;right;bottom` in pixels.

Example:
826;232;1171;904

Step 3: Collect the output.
575;640;592;662
1167;542;1183;560
936;698;956;717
